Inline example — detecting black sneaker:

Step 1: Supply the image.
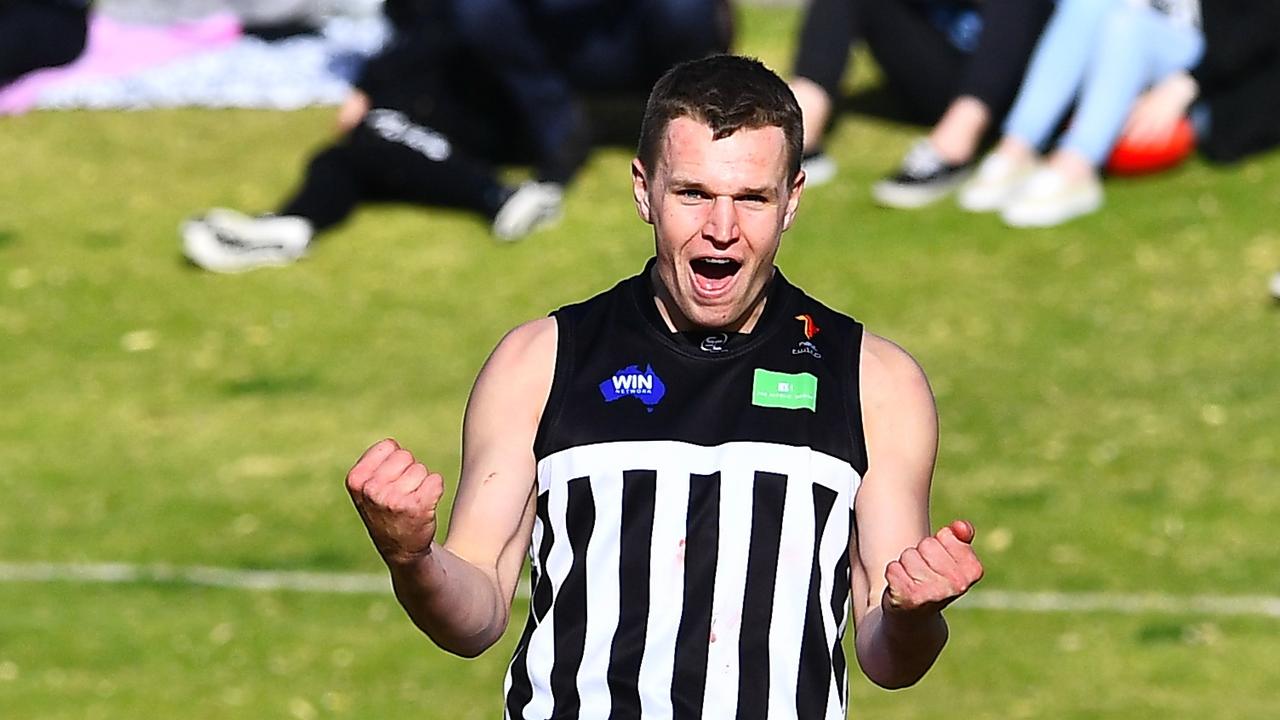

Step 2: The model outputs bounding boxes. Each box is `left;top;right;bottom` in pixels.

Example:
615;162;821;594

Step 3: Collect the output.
872;139;973;209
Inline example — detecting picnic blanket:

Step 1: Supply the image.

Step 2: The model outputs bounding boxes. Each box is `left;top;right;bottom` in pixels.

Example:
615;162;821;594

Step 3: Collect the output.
0;11;388;114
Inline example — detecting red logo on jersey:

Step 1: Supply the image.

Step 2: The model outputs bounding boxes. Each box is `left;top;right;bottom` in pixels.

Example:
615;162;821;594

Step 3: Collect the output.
795;314;820;340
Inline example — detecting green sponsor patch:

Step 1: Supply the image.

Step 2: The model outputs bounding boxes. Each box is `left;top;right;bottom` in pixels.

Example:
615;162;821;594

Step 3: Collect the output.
751;369;818;411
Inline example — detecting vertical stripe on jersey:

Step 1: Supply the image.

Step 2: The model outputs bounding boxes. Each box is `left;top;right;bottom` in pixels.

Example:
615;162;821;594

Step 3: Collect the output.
671;471;721;719
828;509;854;709
735;471;788;719
548;476;596;719
505;492;557;719
795;484;838;720
606;470;656;720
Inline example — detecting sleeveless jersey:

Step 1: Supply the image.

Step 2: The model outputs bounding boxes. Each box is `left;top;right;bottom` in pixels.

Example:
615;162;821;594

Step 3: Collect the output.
504;260;869;720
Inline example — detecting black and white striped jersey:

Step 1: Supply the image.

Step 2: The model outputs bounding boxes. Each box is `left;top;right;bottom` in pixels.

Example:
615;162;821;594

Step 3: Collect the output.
505;260;869;720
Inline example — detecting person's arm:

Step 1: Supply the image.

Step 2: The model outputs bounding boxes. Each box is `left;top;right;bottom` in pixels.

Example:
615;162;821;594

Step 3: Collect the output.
848;332;983;689
345;317;557;657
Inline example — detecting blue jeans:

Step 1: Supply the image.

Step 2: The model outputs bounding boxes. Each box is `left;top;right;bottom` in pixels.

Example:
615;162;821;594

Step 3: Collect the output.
1002;0;1204;165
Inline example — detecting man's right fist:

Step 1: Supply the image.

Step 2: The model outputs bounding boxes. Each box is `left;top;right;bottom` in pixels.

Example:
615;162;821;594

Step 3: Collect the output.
346;438;445;565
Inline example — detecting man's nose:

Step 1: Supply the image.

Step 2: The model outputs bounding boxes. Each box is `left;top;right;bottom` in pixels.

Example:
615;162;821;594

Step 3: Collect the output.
702;196;739;244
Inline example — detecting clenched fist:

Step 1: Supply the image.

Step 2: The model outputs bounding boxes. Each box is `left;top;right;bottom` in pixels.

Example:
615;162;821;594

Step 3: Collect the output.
883;520;984;615
346;438;446;566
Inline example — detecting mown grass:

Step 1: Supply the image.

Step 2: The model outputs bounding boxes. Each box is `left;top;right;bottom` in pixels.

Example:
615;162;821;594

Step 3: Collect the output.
1;4;1278;718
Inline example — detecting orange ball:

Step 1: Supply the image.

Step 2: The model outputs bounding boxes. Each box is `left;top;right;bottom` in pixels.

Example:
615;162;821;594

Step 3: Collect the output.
1105;116;1197;175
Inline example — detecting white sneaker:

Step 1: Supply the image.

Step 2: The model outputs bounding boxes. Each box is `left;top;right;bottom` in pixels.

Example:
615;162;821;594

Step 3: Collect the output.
957;152;1036;212
1000;168;1103;228
182;208;313;273
1269;270;1280;300
492;182;563;242
801;151;838;187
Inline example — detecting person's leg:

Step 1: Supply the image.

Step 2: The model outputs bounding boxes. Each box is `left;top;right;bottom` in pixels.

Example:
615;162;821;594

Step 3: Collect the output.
335;112;512;218
929;0;1052;163
1000;8;1201;228
1000;0;1121;154
183;112;536;273
790;0;861;163
276;145;363;233
956;0;1054;127
959;0;1121;213
862;0;985;208
1055;6;1205;169
862;0;965;124
0;1;89;83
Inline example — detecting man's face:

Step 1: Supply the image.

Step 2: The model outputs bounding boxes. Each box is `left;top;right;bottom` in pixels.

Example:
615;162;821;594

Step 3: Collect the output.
633;116;804;331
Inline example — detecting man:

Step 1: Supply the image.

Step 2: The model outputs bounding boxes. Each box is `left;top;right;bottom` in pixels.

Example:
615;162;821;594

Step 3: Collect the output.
346;55;983;718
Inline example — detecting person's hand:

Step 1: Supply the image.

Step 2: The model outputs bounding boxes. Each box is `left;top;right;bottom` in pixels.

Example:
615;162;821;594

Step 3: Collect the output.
346;438;445;566
882;520;984;615
336;89;371;133
1121;72;1198;147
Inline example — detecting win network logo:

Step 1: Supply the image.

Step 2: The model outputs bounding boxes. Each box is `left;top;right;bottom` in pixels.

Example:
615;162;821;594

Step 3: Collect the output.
599;364;666;412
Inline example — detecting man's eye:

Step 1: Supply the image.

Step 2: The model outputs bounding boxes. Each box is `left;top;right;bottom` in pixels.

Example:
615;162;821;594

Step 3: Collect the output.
738;195;768;205
679;189;709;200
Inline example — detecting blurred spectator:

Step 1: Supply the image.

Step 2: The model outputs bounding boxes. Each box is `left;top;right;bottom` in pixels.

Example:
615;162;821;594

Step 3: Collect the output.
957;0;1209;227
789;0;1052;207
441;0;733;188
182;0;732;273
0;0;91;85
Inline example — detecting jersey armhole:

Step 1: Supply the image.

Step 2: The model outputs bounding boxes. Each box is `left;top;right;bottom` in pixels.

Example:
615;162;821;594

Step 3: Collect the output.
844;321;870;488
532;311;573;460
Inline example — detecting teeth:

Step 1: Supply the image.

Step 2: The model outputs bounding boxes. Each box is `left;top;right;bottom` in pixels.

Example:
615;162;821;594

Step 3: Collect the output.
702;258;732;265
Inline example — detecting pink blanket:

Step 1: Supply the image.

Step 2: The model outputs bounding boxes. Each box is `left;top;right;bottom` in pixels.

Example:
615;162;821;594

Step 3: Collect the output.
0;12;242;115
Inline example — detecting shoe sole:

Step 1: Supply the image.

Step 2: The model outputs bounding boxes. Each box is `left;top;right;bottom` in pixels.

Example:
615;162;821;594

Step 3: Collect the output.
1001;193;1103;228
181;220;303;273
871;172;971;209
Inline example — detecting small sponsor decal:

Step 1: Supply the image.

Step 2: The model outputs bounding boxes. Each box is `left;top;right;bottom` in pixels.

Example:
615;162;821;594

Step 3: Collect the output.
751;369;817;411
793;314;822;357
600;364;666;411
795;314;820;340
699;332;729;354
792;340;822;358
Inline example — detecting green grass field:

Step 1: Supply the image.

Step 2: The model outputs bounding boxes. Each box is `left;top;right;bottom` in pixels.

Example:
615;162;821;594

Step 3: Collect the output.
2;6;1278;718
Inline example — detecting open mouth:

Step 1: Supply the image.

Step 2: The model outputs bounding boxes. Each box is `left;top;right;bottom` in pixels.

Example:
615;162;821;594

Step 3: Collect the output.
690;256;742;295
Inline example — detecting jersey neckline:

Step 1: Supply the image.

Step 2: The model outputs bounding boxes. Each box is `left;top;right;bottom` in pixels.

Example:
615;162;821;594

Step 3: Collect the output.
627;257;800;361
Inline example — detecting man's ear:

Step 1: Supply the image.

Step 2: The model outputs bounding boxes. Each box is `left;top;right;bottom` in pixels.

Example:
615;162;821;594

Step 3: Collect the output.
632;158;653;224
782;168;806;231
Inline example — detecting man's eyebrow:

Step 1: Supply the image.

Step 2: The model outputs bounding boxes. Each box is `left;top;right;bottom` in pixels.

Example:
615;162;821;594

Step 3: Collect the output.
668;176;776;197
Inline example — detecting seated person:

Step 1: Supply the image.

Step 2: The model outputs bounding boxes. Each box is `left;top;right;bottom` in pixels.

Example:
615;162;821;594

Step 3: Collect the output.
182;0;732;273
789;0;1052;207
0;0;90;86
956;0;1209;227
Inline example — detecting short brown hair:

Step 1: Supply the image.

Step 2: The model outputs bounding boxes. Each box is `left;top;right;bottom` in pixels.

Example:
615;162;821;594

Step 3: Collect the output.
637;54;804;181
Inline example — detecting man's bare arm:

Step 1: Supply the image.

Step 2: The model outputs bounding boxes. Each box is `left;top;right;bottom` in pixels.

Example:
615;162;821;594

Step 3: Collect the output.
346;317;556;657
849;332;983;688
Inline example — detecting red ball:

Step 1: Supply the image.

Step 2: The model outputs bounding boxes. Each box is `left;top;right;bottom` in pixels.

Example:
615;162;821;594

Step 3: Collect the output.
1105;116;1197;176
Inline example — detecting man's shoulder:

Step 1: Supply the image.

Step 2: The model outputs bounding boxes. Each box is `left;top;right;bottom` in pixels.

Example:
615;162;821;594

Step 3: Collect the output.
858;330;931;399
549;269;644;323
